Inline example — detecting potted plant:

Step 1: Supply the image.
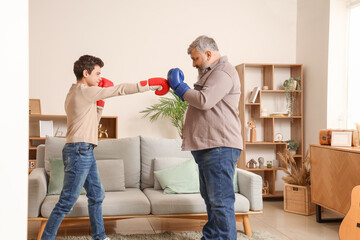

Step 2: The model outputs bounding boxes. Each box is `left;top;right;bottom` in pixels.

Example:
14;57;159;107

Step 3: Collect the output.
278;149;315;215
283;77;301;116
140;90;188;138
285;139;299;155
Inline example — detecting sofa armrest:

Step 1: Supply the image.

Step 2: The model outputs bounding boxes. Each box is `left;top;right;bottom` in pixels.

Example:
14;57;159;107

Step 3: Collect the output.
236;168;263;211
28;168;47;217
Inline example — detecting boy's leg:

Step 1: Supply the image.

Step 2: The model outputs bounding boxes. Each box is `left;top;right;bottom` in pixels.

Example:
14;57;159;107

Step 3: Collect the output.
41;143;94;240
83;157;106;240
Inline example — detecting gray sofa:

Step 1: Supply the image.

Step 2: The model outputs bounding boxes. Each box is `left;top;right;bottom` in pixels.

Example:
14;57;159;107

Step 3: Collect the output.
28;136;263;239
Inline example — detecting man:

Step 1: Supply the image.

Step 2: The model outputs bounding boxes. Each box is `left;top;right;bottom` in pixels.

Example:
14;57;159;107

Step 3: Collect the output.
167;36;243;240
41;55;168;240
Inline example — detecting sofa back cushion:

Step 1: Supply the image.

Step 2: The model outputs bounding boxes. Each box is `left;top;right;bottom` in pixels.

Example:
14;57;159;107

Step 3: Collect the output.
153;157;194;190
140;136;192;189
44;136;140;188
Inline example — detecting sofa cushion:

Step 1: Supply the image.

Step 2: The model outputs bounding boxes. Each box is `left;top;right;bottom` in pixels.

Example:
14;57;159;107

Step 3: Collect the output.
95;137;140;188
97;159;125;191
154;159;199;194
140;136;192;189
44;136;66;176
41;188;151;217
153;157;193;190
47;158;86;195
143;188;250;214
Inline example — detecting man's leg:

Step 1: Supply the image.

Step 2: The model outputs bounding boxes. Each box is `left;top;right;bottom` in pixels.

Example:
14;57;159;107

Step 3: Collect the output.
41;143;93;240
83;155;106;240
192;147;241;240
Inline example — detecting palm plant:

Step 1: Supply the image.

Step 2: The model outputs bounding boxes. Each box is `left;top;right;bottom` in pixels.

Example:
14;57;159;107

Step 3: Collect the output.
140;90;188;138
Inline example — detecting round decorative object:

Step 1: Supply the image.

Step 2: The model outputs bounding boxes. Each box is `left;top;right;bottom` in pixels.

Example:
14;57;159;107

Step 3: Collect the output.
275;133;283;142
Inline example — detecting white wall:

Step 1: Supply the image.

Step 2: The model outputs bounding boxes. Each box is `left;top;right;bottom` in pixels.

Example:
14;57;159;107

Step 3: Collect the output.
296;0;331;150
0;0;29;239
29;0;298;139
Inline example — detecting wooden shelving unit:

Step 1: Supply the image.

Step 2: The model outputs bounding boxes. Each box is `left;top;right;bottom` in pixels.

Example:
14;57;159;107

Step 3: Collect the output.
28;115;118;173
235;63;303;198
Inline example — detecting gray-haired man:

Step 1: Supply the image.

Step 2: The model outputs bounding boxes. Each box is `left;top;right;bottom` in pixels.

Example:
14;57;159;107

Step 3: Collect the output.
167;35;243;240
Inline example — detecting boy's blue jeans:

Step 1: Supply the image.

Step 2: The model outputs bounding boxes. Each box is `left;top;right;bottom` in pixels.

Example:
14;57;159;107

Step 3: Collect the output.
41;143;107;240
191;147;241;240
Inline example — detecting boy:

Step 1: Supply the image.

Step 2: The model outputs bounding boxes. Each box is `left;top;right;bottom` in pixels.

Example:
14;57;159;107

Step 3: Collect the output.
41;55;168;240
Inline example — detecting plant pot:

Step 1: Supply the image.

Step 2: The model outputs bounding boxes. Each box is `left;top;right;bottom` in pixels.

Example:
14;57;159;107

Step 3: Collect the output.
283;183;316;216
290;150;296;155
285;81;297;91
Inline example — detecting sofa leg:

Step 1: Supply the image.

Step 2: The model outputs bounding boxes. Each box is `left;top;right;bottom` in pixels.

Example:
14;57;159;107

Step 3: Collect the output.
242;214;252;236
37;220;47;240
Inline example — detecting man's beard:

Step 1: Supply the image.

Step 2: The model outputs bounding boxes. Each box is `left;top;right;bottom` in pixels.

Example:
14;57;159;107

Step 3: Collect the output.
197;60;211;80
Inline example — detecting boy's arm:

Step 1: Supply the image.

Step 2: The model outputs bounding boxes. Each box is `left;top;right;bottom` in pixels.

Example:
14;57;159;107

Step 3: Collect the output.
84;78;169;102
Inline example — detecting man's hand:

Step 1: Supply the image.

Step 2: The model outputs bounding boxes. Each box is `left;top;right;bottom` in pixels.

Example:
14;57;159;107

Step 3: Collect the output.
97;77;114;109
167;68;190;101
137;77;169;95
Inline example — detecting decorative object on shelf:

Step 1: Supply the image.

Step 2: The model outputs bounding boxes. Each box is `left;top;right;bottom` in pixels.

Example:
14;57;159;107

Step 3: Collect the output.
140;90;188;138
274;133;283;142
262;180;270;195
269;113;287;117
98;124;109;138
260;108;268;117
283;77;301;117
246;159;258;169
54;127;64;137
285;139;299;155
272;159;279;168
247;121;257;142
39;120;53;137
29;99;41;115
262;86;269;90
266;161;272;168
248;86;260;103
258;157;264;168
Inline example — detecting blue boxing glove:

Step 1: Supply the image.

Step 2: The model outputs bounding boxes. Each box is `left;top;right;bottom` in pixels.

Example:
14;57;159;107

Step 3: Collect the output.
167;68;190;101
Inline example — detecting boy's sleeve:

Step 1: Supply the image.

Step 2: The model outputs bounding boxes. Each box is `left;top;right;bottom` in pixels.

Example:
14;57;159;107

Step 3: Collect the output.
83;83;140;102
97;108;103;124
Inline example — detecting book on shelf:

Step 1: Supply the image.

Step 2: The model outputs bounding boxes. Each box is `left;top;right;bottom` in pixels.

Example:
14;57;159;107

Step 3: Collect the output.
248;87;260;103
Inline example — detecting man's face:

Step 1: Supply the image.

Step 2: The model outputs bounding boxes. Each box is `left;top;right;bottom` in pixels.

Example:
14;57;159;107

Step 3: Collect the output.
84;65;102;86
190;48;211;77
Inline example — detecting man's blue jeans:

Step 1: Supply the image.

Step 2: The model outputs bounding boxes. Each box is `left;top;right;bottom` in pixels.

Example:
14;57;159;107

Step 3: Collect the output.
41;143;107;240
191;147;241;240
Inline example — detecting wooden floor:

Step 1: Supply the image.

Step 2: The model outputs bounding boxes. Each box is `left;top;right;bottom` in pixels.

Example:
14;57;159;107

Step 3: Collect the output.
28;200;342;240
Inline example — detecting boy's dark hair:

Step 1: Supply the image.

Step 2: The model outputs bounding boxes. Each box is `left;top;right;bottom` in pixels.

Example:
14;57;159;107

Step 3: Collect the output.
73;55;104;80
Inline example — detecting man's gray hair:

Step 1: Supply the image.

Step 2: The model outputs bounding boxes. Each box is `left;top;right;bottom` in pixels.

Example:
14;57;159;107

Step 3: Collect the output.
187;35;219;55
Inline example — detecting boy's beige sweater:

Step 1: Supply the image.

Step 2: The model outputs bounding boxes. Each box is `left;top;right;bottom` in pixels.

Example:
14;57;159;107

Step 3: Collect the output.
65;83;139;146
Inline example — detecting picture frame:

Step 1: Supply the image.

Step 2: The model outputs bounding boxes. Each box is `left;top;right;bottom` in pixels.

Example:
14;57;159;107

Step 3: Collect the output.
39;120;54;137
331;131;352;147
29;99;41;115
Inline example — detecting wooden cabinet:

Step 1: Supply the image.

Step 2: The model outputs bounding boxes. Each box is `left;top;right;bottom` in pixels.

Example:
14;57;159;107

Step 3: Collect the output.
235;63;303;198
310;144;360;216
28;115;118;173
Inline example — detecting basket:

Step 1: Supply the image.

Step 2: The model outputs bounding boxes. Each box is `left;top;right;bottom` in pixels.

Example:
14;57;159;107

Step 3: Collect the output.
283;183;316;215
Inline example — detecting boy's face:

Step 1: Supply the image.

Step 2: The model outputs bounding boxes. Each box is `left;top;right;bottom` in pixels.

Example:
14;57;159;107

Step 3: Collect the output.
84;65;102;86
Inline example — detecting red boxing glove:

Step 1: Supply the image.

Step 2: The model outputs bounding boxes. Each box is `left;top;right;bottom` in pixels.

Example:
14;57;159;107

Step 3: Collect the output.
138;78;169;96
97;77;114;109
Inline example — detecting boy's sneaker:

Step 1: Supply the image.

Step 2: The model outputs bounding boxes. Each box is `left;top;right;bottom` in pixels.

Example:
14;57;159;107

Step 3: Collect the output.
103;238;111;240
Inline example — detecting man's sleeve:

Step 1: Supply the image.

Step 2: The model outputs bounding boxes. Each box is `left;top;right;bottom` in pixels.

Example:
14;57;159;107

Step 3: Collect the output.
183;71;233;110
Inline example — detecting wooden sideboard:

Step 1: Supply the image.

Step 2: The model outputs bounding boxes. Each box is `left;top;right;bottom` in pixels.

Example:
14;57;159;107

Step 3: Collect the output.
310;144;360;221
